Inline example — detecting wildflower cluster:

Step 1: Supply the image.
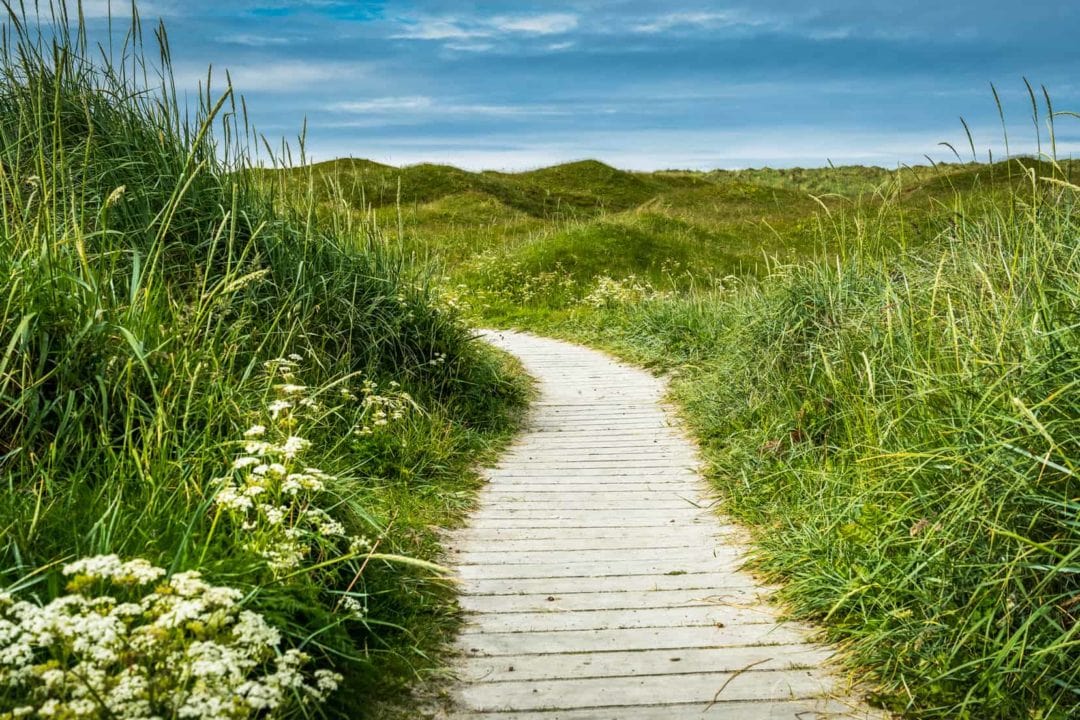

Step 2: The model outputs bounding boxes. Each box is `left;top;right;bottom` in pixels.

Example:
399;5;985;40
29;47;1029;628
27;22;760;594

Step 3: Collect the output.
213;355;370;576
582;274;666;309
471;257;579;307
429;284;471;316
352;378;417;437
0;556;340;719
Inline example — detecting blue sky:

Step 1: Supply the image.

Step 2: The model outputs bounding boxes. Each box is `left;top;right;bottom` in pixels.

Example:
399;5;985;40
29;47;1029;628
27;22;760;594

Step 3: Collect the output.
71;0;1080;170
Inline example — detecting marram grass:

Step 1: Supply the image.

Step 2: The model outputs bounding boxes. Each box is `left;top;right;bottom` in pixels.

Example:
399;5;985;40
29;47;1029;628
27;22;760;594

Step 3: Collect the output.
0;3;525;718
516;168;1080;718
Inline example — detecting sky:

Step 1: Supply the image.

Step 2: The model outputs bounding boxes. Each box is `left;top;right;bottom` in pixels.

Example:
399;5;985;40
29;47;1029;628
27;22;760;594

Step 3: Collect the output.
56;0;1080;170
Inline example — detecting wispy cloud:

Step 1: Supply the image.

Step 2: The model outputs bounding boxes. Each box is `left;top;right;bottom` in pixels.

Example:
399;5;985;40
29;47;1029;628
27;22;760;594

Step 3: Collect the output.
63;0;172;19
174;60;369;92
218;33;295;46
328;95;577;117
489;13;578;35
391;12;579;41
630;11;763;34
391;18;483;40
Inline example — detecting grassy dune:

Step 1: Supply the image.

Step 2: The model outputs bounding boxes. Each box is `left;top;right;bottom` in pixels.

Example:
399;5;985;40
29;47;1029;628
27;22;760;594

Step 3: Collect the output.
0;7;525;718
274;150;1080;717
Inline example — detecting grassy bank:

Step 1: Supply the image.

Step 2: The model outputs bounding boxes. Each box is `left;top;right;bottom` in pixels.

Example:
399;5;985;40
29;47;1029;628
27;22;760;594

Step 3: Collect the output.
501;166;1080;717
0;6;525;718
547;175;1079;717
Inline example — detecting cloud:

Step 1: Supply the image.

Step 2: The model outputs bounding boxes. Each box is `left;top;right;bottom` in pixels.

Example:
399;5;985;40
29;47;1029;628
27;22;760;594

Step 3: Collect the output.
630;11;761;34
327;96;575;118
489;13;579;35
60;0;172;19
442;41;496;52
330;96;434;112
391;12;579;41
391;18;483;40
173;60;369;93
218;33;294;46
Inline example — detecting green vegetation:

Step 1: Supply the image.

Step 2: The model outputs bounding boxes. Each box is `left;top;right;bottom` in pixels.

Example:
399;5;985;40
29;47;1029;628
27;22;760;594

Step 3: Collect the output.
272;137;1079;716
0;6;524;719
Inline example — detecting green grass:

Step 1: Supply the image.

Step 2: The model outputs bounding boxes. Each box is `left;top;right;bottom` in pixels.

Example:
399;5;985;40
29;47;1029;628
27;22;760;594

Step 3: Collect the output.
0;5;526;718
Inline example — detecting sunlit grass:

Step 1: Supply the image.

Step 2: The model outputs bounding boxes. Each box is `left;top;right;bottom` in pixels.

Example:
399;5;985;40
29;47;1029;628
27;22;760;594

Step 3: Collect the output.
501;163;1080;718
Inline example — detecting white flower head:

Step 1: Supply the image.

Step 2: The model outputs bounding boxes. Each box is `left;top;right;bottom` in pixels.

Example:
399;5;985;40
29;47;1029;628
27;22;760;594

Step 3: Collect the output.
281;436;311;459
267;400;292;419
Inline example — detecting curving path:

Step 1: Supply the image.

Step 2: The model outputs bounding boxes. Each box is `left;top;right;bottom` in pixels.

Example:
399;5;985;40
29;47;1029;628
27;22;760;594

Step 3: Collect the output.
447;330;883;719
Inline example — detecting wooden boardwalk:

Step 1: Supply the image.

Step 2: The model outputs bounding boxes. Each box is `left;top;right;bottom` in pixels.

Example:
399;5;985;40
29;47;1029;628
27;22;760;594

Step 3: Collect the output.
447;330;883;719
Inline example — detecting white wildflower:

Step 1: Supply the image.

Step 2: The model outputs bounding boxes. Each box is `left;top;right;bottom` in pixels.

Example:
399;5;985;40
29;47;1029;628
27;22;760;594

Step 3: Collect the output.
244;440;274;455
267;400;292;419
62;554;123;580
114;559;166;586
243;425;266;438
281;436;311;459
1;558;338;715
214;486;253;512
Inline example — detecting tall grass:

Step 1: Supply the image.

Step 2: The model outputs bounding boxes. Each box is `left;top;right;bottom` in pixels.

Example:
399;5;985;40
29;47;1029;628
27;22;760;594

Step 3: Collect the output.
0;3;524;716
545;164;1079;717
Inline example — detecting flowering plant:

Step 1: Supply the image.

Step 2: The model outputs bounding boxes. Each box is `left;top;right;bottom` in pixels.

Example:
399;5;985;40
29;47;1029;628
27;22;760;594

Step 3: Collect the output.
0;556;340;719
212;355;373;577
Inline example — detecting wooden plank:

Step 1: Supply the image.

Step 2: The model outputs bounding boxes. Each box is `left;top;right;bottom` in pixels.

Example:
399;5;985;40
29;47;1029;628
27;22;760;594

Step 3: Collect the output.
455;644;831;682
455;557;744;581
458;587;772;613
468;508;712;520
453;698;882;720
452;526;728;542
458;669;836;712
461;572;760;597
457;623;812;656
459;605;780;634
454;547;731;566
476;500;705;511
448;536;729;554
489;465;699;475
463;518;719;529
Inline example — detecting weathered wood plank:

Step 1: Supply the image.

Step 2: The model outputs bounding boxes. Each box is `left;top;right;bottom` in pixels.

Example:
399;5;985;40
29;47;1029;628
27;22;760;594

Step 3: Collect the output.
462;572;760;597
449;538;727;556
453;698;880;720
458;604;780;633
458;587;772;613
458;623;812;656
455;644;831;682
458;669;835;711
454;547;730;566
